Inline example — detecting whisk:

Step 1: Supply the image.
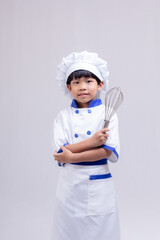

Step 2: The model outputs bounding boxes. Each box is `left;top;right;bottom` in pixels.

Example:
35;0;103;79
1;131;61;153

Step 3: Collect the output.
104;87;123;128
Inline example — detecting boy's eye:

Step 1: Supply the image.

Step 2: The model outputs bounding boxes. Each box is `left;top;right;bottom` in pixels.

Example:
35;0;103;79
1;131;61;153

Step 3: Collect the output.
73;81;79;84
86;80;92;83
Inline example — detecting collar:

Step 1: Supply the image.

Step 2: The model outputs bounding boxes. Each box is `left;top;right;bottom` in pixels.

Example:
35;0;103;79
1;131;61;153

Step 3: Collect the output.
71;99;102;108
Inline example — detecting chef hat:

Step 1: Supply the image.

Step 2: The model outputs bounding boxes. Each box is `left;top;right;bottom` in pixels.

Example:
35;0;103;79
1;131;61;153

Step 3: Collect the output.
56;51;109;96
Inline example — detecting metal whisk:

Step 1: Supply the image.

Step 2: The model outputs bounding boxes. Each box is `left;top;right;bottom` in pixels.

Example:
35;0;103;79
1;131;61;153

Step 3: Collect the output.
104;87;123;128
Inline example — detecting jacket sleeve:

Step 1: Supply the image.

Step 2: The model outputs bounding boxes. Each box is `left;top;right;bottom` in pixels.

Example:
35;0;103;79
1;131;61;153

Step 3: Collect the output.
101;113;120;163
52;111;69;152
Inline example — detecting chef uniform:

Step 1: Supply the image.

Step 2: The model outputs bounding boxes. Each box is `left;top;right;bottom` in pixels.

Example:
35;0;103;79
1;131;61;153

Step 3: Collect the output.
52;51;121;240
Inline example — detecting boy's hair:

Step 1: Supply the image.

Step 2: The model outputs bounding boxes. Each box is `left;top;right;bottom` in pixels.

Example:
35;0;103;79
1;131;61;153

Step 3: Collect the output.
66;70;101;85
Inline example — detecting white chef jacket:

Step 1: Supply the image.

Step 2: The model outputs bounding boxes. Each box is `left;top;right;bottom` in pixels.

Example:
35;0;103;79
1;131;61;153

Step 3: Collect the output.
53;98;120;164
52;98;121;240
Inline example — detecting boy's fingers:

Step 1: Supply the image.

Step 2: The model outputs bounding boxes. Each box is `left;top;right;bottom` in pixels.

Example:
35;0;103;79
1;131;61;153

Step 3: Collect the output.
54;151;63;160
54;147;65;156
60;145;71;152
60;145;65;151
104;134;109;138
53;151;57;157
101;128;109;133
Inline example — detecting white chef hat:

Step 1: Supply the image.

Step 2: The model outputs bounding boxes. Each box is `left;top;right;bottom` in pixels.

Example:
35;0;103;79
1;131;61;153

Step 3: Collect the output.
56;51;109;96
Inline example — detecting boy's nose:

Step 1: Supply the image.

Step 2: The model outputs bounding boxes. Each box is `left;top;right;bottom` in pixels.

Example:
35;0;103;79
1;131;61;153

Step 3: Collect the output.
79;82;86;90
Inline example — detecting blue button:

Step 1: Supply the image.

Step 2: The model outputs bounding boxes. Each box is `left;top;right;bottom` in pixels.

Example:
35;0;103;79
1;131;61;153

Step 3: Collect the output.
88;109;92;113
87;131;91;135
75;110;79;114
74;133;78;138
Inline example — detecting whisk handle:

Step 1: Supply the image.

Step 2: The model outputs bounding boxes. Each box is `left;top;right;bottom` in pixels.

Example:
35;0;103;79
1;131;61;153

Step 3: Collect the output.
104;120;109;128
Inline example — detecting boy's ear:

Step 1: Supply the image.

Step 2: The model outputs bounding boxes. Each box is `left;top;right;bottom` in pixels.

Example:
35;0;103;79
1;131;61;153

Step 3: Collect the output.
67;84;71;92
98;81;104;91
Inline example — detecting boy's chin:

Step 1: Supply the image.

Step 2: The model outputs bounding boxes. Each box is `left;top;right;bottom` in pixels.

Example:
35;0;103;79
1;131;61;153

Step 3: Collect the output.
76;95;97;102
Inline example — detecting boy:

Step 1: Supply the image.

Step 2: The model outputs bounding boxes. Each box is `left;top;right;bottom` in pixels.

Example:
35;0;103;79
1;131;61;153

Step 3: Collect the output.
52;51;120;240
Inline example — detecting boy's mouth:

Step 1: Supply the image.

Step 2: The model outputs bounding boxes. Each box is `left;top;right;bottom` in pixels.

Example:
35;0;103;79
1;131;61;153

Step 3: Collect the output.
78;93;89;96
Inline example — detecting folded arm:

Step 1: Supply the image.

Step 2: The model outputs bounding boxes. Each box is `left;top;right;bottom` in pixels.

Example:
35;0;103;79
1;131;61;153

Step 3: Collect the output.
54;145;112;164
54;128;112;163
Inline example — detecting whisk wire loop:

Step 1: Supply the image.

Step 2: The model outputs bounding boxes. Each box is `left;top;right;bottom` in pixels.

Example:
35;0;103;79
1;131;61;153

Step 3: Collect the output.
104;87;123;128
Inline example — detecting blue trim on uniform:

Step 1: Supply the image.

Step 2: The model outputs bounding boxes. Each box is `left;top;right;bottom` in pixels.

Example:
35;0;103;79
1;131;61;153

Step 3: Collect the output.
89;99;102;108
63;143;69;147
71;158;107;166
89;173;112;180
101;145;119;159
71;99;102;108
57;149;62;153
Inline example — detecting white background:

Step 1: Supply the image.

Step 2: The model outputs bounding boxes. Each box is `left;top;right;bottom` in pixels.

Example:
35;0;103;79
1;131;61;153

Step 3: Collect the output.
0;0;160;239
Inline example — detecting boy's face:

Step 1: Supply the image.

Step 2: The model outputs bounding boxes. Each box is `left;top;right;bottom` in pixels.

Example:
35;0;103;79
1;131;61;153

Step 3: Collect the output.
67;77;104;108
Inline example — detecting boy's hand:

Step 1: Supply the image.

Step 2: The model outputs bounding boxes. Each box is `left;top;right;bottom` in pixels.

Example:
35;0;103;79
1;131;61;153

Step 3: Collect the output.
90;128;109;148
54;146;74;164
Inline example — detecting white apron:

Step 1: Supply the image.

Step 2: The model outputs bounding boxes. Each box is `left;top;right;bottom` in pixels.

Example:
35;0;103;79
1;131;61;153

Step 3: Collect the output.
52;164;120;240
52;99;121;240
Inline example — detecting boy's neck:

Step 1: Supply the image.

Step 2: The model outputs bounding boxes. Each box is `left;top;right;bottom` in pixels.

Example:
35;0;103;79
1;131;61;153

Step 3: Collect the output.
77;101;90;108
